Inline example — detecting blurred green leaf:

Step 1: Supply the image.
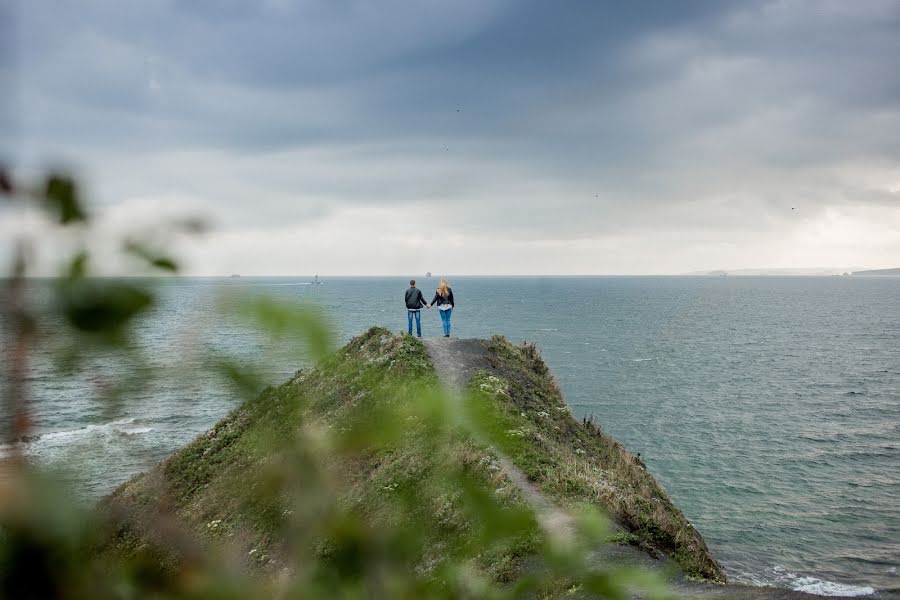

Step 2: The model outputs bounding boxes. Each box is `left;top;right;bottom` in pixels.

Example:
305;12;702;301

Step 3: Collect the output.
602;566;674;600
458;474;537;546
0;167;13;195
582;572;628;600
152;257;178;271
43;174;87;224
231;296;334;361
0;469;95;600
124;239;179;272
214;357;266;399
572;504;610;545
65;251;89;279
56;279;153;337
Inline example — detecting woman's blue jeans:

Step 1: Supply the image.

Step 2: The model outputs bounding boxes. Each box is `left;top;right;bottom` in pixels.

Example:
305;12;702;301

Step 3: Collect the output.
439;308;452;336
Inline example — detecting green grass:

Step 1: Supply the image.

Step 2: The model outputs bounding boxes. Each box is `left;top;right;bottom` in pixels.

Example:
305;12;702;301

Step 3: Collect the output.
98;328;542;586
471;336;726;582
96;327;725;593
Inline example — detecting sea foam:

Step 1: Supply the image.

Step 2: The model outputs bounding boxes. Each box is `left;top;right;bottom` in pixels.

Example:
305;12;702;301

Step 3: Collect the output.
0;418;154;459
792;576;875;597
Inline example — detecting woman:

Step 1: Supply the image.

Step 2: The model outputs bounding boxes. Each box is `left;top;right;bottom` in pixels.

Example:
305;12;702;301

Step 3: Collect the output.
430;278;455;337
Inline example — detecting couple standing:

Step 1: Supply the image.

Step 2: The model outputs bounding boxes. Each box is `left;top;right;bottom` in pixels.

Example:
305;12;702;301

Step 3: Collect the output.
405;278;455;337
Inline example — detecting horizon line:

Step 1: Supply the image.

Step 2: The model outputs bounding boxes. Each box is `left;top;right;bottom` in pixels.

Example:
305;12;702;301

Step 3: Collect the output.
11;270;895;280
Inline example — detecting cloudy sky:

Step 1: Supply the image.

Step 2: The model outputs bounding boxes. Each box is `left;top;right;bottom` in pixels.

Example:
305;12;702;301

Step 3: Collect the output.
2;0;899;275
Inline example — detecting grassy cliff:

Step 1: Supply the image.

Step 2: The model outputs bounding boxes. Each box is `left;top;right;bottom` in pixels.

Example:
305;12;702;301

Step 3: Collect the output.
472;336;723;581
97;327;724;594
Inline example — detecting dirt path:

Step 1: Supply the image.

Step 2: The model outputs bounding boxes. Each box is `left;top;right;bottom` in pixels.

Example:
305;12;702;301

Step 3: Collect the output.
423;338;581;541
421;337;491;391
421;336;829;600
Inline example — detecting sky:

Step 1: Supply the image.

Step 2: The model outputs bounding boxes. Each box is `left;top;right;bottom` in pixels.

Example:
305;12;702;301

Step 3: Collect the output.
2;0;899;276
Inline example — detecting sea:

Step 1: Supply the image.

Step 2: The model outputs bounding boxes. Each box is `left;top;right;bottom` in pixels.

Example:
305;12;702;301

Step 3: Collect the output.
2;276;898;597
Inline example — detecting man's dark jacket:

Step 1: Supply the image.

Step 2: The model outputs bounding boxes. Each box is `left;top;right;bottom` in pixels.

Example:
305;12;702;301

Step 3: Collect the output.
405;287;427;309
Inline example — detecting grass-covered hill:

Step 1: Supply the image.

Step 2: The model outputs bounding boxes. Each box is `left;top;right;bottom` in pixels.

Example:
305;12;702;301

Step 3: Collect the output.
96;327;725;596
464;336;723;581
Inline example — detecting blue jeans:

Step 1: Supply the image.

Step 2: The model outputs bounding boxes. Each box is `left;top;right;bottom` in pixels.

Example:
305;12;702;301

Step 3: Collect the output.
407;310;422;336
439;308;452;336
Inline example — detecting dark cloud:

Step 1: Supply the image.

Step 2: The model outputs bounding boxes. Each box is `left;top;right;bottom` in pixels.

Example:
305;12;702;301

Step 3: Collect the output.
5;0;900;273
0;1;20;162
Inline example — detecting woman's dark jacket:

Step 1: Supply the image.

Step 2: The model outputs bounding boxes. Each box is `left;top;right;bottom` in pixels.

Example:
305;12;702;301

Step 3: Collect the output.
431;288;454;307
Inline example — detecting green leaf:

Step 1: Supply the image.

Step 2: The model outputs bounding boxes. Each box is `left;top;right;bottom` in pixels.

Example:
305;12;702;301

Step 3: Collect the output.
151;257;178;271
0;167;13;195
43;174;87;224
123;240;179;272
230;295;334;361
65;251;89;279
214;358;265;399
581;572;627;600
57;279;153;336
571;504;610;545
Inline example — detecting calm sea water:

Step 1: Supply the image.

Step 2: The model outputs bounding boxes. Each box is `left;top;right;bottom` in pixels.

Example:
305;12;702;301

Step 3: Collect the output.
2;276;898;597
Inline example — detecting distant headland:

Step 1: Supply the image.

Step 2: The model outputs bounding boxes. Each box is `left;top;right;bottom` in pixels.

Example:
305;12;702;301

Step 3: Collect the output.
687;267;879;277
852;267;900;276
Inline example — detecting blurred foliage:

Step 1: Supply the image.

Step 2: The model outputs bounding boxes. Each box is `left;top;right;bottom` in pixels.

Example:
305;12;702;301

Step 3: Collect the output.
0;168;672;599
43;174;87;225
56;275;153;339
123;240;179;273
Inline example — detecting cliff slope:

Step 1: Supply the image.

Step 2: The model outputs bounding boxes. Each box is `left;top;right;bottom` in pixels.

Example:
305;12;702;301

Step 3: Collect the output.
97;328;826;598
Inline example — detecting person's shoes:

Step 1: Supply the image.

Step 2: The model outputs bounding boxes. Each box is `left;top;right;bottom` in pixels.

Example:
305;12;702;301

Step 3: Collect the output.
444;334;450;337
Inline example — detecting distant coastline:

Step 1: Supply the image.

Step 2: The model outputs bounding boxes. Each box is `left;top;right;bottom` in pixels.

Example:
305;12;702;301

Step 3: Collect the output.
685;267;892;277
686;267;860;277
852;267;900;276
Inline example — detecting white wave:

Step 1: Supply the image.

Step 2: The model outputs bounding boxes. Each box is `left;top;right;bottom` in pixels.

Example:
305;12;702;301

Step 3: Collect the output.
120;427;153;435
537;328;558;331
2;418;153;458
632;357;654;362
38;418;138;443
791;576;874;597
734;564;877;598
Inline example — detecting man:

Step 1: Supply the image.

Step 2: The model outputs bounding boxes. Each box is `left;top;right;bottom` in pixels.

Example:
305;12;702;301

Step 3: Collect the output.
404;279;429;337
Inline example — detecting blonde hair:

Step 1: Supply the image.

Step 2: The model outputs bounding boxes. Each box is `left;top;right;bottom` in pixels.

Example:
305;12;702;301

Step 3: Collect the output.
437;278;449;298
